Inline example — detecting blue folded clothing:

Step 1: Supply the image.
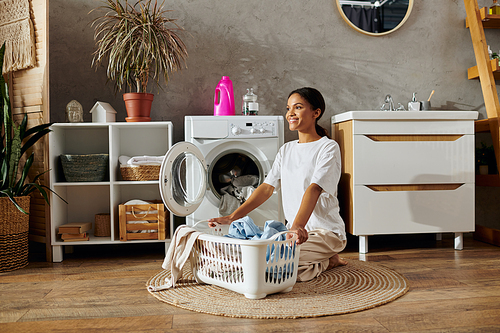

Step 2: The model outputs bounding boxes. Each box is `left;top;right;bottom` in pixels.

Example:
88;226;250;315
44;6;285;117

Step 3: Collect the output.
225;216;288;241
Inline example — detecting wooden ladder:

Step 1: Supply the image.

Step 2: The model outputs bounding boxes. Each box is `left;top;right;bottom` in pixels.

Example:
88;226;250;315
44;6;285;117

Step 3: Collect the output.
464;0;500;246
464;0;500;169
465;0;500;173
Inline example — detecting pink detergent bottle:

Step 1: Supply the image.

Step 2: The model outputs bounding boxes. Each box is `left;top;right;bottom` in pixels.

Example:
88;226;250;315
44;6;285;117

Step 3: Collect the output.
214;76;235;116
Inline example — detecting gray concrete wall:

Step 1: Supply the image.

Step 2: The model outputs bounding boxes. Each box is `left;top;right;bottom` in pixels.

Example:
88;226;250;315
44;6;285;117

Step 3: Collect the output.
49;0;498;144
49;0;500;231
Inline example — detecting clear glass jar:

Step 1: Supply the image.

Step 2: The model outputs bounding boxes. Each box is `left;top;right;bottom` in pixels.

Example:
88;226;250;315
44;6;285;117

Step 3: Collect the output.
242;88;257;115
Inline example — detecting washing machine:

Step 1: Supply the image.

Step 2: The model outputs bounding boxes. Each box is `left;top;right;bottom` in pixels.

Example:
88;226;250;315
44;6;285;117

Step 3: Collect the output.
159;115;284;227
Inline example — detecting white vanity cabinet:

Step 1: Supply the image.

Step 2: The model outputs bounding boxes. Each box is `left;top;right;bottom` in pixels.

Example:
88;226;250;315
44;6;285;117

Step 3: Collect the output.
332;111;478;253
48;122;174;262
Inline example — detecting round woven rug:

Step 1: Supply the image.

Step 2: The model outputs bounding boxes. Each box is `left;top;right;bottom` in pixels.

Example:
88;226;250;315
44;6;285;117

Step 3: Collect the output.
146;259;409;319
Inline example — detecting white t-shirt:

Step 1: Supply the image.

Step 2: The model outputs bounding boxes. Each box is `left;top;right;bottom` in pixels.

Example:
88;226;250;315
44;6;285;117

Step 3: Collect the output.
264;136;346;240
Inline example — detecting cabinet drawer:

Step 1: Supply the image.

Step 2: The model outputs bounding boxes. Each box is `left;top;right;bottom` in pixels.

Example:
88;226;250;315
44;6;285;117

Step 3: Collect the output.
352;183;474;235
353;120;474;135
353;134;474;184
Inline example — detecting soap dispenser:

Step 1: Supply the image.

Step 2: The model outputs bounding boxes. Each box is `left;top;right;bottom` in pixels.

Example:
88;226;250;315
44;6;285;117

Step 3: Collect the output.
491;0;500;14
408;93;420;111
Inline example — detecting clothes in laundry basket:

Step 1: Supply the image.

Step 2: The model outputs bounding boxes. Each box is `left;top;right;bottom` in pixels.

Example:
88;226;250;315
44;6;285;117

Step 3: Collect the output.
225;216;290;264
196;217;294;282
225;216;288;241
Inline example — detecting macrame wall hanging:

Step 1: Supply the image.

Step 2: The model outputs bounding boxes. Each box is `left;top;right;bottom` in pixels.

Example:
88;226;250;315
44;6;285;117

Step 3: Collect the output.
0;0;36;73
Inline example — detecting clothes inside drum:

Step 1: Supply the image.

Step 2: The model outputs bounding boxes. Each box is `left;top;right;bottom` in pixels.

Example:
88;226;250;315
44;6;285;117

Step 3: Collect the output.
210;152;261;216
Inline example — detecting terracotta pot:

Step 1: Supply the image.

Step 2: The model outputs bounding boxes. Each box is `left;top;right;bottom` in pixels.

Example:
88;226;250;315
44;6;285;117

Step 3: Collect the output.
123;93;154;122
0;196;30;272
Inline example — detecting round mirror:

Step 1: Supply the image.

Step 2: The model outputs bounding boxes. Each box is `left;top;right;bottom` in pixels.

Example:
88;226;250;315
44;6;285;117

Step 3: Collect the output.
336;0;413;36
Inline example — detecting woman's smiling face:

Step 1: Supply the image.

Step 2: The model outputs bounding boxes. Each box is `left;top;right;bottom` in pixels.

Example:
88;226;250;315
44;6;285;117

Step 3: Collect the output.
286;93;320;132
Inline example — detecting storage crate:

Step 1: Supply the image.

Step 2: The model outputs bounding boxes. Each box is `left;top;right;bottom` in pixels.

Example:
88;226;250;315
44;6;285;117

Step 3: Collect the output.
118;201;167;241
189;222;300;299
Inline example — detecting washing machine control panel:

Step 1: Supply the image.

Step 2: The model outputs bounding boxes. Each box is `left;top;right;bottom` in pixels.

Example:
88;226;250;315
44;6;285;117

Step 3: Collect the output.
228;120;278;138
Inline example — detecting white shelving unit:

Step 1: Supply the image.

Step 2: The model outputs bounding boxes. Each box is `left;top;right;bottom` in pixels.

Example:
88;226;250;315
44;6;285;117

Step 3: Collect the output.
49;122;174;262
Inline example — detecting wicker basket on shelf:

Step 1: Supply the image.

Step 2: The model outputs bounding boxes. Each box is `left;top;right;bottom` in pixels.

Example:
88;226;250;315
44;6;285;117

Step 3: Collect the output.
120;165;160;181
94;213;111;237
60;154;109;182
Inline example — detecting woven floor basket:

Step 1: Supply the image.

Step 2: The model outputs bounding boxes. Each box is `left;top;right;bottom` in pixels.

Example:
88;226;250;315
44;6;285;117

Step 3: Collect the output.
0;196;30;273
120;165;160;181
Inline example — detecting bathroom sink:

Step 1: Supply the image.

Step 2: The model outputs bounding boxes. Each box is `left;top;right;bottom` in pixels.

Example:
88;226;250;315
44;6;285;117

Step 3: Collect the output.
332;111;478;122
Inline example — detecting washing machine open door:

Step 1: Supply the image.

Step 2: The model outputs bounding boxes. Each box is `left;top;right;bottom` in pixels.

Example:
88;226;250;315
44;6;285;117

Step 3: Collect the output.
159;142;207;217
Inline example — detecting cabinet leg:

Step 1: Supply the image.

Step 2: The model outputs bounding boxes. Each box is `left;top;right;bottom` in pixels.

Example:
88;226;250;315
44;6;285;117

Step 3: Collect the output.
454;232;463;250
52;246;63;262
359;235;368;254
436;233;442;241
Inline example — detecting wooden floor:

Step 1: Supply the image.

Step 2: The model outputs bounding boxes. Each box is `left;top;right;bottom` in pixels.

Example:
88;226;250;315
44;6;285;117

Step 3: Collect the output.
1;233;500;332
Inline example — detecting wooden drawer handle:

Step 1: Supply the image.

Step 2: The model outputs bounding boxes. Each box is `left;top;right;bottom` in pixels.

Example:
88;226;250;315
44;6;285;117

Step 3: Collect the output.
366;184;464;191
365;135;463;142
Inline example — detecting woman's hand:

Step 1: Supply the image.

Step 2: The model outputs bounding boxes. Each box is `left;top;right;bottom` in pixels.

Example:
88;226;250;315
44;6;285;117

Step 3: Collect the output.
207;183;275;228
208;216;233;228
287;226;308;245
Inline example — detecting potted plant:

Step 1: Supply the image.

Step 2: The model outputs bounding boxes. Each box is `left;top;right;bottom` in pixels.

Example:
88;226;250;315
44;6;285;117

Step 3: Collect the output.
91;0;188;122
1;43;62;272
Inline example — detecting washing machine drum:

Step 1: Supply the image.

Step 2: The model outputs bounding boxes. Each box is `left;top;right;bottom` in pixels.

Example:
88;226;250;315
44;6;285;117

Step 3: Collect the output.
209;151;261;199
159;142;207;216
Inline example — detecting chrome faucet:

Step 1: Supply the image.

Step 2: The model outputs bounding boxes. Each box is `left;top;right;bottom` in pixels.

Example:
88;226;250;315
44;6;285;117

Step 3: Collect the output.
380;94;395;111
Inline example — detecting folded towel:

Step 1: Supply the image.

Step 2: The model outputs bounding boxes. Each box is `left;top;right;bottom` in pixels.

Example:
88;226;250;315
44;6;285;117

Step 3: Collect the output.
119;155;165;166
127;155;165;166
119;155;131;165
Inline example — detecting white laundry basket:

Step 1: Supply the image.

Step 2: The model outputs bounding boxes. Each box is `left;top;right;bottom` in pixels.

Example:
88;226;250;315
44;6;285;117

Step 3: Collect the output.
189;222;300;299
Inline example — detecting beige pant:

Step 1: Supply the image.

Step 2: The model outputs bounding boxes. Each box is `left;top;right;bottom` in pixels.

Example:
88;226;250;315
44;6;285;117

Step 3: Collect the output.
297;229;347;282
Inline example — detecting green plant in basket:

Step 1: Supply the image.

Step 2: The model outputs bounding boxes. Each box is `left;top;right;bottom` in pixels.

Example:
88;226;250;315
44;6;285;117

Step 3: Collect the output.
0;42;64;214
